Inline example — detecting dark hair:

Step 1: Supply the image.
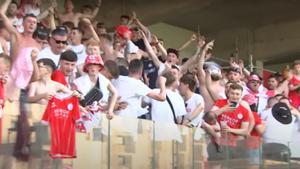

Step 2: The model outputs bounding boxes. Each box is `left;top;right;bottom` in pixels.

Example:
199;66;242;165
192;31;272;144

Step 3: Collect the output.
129;59;143;74
120;15;130;20
180;73;196;91
182;57;189;64
37;58;56;72
115;57;129;68
104;60;120;79
33;26;50;40
51;26;68;37
11;1;18;6
96;22;105;28
72;27;84;35
229;83;243;92
227;66;241;74
203;112;217;124
59;50;77;62
167;48;179;58
23;13;37;20
292;60;300;67
62;21;75;30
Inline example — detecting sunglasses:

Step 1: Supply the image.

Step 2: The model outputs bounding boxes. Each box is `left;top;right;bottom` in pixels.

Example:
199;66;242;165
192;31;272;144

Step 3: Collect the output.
52;37;68;45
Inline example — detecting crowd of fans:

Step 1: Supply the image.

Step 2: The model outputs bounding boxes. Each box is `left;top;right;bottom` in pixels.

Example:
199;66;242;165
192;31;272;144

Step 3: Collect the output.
0;0;299;165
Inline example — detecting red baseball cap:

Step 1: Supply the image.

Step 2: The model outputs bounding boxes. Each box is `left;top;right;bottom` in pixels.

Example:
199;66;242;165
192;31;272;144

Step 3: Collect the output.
115;25;132;39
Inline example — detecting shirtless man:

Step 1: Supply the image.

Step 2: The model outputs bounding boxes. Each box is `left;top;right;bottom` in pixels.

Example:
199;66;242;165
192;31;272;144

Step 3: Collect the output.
27;58;74;105
56;0;102;26
1;0;41;102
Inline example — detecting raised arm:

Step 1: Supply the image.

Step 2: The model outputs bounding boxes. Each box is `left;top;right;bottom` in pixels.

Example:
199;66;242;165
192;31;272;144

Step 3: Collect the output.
0;0;19;36
141;30;161;68
91;0;102;19
152;35;167;60
147;76;166;101
177;34;197;51
180;37;206;74
81;18;100;42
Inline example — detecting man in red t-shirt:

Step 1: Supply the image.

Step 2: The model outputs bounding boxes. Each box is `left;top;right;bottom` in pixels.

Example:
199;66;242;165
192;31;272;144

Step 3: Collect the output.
211;83;250;147
42;95;81;158
51;50;78;90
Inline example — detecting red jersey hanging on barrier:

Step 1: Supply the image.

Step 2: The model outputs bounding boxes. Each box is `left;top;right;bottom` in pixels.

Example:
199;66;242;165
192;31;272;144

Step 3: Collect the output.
42;95;81;158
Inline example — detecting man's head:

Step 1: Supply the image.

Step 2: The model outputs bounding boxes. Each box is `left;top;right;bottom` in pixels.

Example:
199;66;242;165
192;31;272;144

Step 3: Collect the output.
33;26;50;49
49;26;68;54
64;0;74;13
128;59;143;77
103;60;120;80
120;15;130;25
0;53;11;74
162;71;177;88
86;39;100;55
166;48;179;64
81;4;93;15
227;83;243;102
83;55;104;76
179;73;196;95
99;33;113;47
59;50;77;76
69;27;83;45
227;67;241;83
7;1;18;16
267;75;279;90
23;14;37;34
247;73;262;92
292;60;300;74
279;96;292;108
37;58;56;77
96;22;107;35
171;64;180;77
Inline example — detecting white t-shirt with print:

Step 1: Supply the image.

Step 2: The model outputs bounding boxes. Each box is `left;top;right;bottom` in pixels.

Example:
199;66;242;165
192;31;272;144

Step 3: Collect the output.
185;93;205;126
112;75;151;118
144;89;186;123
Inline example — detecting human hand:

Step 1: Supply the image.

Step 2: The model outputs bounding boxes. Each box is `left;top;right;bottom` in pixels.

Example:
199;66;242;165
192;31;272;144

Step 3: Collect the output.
43;92;54;100
106;111;114;120
0;74;8;84
190;33;197;41
197;35;206;48
31;49;39;61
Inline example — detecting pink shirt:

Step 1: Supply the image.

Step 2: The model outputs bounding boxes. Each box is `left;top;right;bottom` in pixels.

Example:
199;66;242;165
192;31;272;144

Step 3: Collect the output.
10;47;38;89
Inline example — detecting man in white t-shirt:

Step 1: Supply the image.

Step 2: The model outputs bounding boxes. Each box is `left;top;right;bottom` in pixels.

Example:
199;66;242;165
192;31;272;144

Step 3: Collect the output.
144;71;187;123
179;73;205;127
112;59;166;118
37;26;68;66
69;27;86;74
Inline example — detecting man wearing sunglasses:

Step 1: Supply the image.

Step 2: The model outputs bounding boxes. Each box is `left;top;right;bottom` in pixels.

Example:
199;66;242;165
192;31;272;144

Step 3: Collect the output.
37;26;69;66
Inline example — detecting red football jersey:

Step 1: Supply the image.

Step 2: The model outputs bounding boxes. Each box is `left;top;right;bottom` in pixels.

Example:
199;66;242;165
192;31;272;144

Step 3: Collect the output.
288;76;300;108
214;99;250;147
42;96;80;158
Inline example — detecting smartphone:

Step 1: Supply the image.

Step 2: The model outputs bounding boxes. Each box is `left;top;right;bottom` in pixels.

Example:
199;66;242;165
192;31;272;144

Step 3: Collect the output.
230;101;238;108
